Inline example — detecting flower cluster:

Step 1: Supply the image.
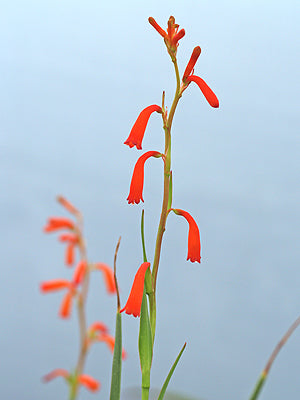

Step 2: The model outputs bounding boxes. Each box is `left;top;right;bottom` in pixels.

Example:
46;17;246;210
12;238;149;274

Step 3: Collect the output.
148;16;185;58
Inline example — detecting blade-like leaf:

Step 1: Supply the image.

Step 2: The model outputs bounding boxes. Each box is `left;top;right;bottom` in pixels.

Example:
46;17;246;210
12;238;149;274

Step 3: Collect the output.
157;343;187;400
109;311;122;400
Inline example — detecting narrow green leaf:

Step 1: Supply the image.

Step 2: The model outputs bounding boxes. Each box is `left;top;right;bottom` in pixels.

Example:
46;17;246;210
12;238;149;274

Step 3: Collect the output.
109;311;122;400
141;209;148;263
248;373;266;400
157;343;187;400
139;291;153;400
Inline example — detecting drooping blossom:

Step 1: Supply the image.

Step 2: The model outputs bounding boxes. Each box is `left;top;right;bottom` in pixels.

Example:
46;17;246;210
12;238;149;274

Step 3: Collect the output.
43;369;100;392
87;322;127;360
148;16;185;53
72;259;87;285
40;260;87;318
89;321;109;336
127;151;163;204
44;214;80;267
124;105;162;150
186;75;219;108
44;217;75;232
78;375;100;392
59;233;79;266
94;263;116;294
97;333;127;360
40;279;76;318
181;46;219;108
172;209;201;263
120;262;150;317
43;368;69;382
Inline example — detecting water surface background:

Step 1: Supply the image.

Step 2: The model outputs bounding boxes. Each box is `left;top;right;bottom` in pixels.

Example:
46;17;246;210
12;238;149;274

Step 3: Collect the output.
1;1;299;399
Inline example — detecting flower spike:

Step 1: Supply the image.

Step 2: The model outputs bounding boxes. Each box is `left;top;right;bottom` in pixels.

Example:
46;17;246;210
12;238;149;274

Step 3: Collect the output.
124;105;162;150
120;262;150;317
186;75;219;108
127;151;163;204
172;209;201;263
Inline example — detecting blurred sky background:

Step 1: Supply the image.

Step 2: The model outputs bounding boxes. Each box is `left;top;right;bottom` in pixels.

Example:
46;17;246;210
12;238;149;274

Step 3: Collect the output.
1;0;299;399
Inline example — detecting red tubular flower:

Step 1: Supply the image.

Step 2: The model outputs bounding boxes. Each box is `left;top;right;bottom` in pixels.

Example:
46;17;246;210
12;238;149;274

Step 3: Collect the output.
78;375;100;392
58;233;79;267
65;243;75;266
43;217;74;232
120;262;150;317
148;17;167;38
172;209;201;263
89;321;109;335
124;105;162;150
43;368;69;382
94;263;116;294
183;46;201;81
40;272;81;318
40;279;72;292
186;75;219;108
127;151;163;204
73;260;87;285
59;291;73;318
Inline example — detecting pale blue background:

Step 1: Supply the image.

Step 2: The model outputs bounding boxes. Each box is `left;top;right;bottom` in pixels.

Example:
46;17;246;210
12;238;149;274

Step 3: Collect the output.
1;1;299;399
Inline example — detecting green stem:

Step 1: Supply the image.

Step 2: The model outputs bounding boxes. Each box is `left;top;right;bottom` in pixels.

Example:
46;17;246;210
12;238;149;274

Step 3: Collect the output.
152;57;181;293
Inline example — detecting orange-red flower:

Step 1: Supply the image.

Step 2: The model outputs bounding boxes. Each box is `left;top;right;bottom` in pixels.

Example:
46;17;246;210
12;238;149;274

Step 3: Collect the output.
59;233;79;266
120;262;150;317
43;368;69;382
182;46;201;81
181;46;219;108
78;374;100;392
97;333;127;360
72;260;87;285
44;216;80;267
40;279;76;318
94;263;116;294
149;16;185;53
87;322;127;359
43;369;100;392
127;151;163;204
124;105;162;150
44;217;75;232
172;209;201;263
187;75;219;108
40;261;87;318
